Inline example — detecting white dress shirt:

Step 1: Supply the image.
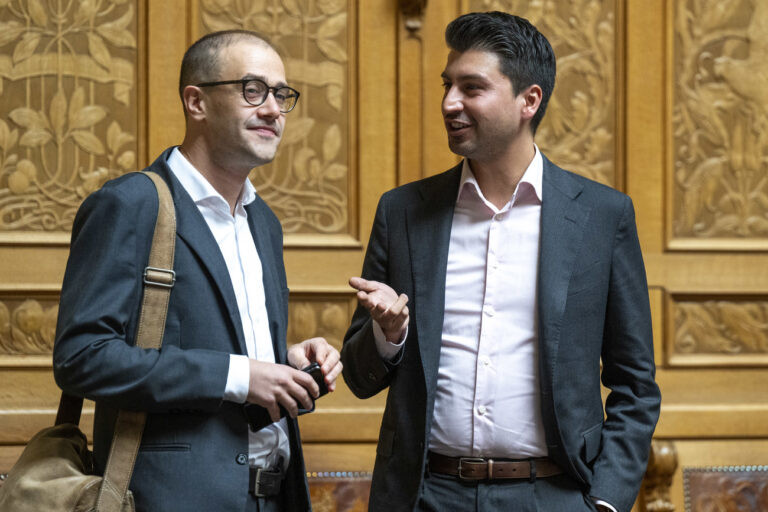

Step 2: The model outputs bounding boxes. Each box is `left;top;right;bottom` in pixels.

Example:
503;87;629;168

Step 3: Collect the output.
167;148;289;470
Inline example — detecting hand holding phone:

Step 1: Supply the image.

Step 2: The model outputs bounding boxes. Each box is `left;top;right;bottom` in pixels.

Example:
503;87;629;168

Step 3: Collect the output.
243;362;328;432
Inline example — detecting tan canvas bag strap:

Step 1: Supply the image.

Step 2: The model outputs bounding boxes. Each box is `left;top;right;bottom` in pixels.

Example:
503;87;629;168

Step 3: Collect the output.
96;171;176;512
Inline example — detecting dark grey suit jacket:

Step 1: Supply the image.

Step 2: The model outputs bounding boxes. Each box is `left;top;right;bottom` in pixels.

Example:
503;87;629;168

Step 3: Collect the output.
341;156;661;512
53;148;311;511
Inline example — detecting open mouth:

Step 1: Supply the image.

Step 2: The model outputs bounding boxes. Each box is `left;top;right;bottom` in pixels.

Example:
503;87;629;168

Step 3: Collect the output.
445;120;471;136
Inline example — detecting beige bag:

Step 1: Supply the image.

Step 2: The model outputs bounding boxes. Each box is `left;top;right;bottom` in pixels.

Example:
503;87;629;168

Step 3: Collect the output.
0;172;176;512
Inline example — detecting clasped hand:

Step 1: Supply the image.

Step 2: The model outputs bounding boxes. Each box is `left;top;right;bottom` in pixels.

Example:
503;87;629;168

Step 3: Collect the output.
246;337;342;422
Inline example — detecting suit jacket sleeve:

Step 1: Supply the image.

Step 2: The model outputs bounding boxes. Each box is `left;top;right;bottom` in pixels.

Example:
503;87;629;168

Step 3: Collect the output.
341;194;399;399
591;196;661;511
53;175;230;413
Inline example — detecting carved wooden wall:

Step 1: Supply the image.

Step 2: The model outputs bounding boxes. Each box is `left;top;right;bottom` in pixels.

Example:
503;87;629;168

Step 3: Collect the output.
1;1;767;511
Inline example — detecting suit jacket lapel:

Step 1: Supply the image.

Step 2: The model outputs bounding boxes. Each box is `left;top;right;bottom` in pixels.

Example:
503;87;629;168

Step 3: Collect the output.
246;199;287;364
537;157;591;387
149;151;248;356
406;165;462;396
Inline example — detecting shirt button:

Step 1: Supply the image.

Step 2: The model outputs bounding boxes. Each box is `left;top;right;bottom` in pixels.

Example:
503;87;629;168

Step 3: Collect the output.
236;453;248;465
484;305;494;317
481;357;490;366
478;405;487;415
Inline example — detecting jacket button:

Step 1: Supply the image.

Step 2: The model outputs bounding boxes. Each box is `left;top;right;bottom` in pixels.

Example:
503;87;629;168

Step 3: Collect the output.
368;372;376;381
236;453;248;465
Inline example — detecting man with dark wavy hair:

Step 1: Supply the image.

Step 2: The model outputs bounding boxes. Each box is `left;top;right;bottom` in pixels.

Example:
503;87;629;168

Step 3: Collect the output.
54;30;342;512
342;12;659;512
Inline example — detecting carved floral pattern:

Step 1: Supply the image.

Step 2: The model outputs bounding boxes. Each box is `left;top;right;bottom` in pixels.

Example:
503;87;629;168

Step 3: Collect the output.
674;300;768;355
0;0;137;233
200;0;349;234
0;297;58;355
673;0;768;238
472;0;617;185
286;298;352;350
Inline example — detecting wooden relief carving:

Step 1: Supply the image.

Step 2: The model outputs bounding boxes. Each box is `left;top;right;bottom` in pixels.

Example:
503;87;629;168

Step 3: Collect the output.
639;440;677;512
470;0;618;186
0;1;138;234
674;299;768;357
672;0;768;239
286;297;354;351
200;0;350;234
0;296;58;355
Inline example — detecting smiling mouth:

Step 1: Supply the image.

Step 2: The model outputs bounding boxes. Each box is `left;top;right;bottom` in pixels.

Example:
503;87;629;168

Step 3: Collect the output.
249;125;279;137
445;120;471;135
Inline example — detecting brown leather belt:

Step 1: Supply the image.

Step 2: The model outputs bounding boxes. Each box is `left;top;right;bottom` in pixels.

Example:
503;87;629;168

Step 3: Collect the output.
427;451;563;481
249;466;284;497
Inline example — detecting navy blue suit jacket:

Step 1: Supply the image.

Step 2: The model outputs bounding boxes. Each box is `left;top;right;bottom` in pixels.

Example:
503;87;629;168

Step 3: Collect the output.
53;148;310;511
341;156;661;512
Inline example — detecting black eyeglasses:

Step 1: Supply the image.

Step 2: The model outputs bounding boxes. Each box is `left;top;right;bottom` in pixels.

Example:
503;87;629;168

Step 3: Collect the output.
196;78;300;113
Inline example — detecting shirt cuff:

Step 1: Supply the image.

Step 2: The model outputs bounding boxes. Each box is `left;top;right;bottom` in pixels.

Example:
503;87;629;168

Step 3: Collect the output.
223;354;250;403
372;320;407;361
592;498;617;512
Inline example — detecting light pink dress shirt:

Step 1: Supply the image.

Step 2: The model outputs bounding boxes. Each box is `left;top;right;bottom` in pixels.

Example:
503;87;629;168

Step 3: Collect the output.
428;148;546;459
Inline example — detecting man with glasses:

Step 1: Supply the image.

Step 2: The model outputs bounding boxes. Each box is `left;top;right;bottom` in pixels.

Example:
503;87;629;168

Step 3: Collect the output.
53;30;340;512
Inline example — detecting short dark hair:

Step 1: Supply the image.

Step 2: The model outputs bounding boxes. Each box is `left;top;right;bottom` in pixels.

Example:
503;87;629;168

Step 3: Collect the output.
445;11;555;134
178;30;273;108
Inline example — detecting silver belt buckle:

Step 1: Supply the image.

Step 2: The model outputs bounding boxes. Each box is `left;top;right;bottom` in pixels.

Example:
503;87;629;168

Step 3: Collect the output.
457;457;486;480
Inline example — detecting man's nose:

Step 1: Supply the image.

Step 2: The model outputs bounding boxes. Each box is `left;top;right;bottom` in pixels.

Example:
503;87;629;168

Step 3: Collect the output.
258;91;281;118
442;88;463;114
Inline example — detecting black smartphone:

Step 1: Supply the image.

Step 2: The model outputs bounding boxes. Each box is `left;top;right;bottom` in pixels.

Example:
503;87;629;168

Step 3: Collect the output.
242;362;328;432
302;362;329;398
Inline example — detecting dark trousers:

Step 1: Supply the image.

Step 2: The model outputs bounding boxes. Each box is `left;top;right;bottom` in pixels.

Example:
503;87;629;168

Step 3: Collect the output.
245;494;283;512
417;472;598;512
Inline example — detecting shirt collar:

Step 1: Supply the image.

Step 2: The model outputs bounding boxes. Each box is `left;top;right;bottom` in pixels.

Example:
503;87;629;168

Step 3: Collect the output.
167;147;257;208
457;144;543;207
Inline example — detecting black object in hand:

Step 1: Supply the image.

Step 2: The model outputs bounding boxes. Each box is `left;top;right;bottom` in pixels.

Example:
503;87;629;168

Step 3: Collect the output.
242;363;328;432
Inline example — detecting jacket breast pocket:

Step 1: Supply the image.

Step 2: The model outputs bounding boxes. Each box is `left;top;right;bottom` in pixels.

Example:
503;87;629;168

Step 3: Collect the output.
567;260;603;297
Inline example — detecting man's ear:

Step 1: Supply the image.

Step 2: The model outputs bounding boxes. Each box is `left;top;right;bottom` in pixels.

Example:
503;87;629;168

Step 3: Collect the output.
519;84;543;123
182;85;206;120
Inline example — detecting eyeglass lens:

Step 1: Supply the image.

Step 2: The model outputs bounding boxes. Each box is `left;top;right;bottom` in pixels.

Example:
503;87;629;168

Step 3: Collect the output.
244;79;298;112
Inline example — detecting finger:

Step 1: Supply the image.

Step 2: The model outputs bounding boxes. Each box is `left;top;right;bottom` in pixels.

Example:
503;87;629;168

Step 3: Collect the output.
357;290;380;309
277;392;299;419
287;344;312;369
309;337;329;365
349;276;376;292
325;361;343;392
386;294;409;316
281;377;311;416
294;367;320;400
267;402;282;422
319;347;340;376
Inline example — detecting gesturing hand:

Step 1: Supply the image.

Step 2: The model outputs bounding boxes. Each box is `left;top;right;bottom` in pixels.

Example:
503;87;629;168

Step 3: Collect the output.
246;360;318;422
349;277;409;342
287;337;343;392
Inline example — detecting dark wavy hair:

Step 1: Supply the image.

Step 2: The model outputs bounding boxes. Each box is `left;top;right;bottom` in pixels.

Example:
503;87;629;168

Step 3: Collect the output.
445;12;555;134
